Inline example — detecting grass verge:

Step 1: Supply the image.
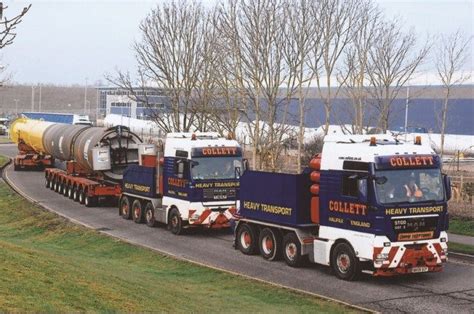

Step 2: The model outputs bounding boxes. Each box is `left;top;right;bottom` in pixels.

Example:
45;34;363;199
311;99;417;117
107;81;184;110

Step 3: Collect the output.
0;182;355;312
449;242;474;255
449;216;474;237
0;155;9;167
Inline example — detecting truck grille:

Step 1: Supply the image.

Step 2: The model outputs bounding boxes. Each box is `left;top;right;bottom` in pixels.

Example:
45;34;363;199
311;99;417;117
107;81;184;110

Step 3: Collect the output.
203;188;236;200
392;216;438;241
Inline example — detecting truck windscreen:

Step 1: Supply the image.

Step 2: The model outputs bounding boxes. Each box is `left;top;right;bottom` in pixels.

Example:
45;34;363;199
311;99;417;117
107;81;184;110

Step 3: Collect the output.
191;157;242;180
375;168;444;204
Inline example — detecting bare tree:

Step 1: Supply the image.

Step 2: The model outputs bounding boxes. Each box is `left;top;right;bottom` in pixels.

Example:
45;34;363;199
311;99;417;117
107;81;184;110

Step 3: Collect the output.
110;1;209;133
217;0;296;171
366;20;430;132
339;0;380;134
0;3;31;85
283;0;321;171
436;30;472;159
309;0;359;135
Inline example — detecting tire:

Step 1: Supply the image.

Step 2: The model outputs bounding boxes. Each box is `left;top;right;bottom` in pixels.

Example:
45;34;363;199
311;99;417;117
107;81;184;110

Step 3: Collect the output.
73;187;80;202
45;177;50;188
236;223;258;255
78;188;85;205
168;208;183;235
283;232;304;267
50;178;56;190
145;202;156;227
132;199;145;223
119;196;132;220
54;180;60;192
331;242;361;281
68;185;74;199
85;195;97;207
258;228;282;261
62;183;69;196
14;164;19;171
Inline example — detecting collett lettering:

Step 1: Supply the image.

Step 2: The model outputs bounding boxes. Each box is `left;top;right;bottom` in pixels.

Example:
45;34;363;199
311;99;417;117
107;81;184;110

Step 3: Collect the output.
202;147;238;156
389;156;434;168
329;200;367;215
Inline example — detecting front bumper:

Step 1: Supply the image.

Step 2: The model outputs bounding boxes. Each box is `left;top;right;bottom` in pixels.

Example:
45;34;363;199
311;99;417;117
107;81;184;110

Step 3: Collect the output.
187;207;237;229
373;237;448;277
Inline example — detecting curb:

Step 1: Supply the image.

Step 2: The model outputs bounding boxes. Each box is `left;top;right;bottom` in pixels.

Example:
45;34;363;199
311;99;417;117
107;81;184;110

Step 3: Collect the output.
0;160;374;313
449;251;474;263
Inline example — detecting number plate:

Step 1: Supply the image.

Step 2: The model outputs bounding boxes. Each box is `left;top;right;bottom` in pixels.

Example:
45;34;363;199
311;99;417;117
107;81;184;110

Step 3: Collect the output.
411;266;429;273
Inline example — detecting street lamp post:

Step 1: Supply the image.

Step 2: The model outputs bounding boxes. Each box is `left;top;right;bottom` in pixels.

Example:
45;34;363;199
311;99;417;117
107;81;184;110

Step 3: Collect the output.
13;99;19;115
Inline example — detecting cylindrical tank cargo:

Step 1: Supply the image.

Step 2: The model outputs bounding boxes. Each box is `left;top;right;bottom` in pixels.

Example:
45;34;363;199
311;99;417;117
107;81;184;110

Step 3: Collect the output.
43;124;89;160
73;126;142;180
9;118;56;154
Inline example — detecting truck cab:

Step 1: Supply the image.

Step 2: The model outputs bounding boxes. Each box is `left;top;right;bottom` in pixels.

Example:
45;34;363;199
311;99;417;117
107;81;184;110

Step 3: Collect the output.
313;134;450;278
235;134;450;280
120;132;243;235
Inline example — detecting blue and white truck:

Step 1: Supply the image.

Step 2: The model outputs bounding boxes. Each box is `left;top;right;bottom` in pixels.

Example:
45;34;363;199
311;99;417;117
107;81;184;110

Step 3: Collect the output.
235;134;451;280
119;132;242;234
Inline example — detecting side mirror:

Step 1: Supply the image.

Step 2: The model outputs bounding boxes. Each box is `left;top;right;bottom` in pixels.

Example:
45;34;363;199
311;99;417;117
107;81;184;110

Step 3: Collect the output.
242;158;249;172
443;174;452;201
358;178;368;203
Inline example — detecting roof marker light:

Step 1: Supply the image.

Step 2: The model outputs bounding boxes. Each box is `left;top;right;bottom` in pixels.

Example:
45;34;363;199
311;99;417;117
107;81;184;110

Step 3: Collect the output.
415;136;422;145
370;137;376;146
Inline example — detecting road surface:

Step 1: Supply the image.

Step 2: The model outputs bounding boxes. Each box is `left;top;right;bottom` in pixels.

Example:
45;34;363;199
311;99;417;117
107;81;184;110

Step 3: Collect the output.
1;143;473;313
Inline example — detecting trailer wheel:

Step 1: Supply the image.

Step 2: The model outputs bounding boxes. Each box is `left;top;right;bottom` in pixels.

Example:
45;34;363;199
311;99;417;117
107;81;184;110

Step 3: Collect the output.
50;178;56;190
145;202;156;227
331;242;360;281
68;185;74;199
237;223;258;255
54;180;60;192
85;195;97;207
120;196;132;220
45;177;50;188
259;228;282;261
168;208;183;235
283;232;304;267
132;199;145;223
78;188;86;204
62;183;69;196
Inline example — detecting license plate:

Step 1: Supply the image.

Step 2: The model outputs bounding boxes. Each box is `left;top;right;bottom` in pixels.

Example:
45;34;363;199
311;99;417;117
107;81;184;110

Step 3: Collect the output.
411;266;429;273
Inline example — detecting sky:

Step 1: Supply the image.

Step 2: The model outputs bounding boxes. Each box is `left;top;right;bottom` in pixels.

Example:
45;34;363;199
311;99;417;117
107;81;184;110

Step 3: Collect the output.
2;0;473;86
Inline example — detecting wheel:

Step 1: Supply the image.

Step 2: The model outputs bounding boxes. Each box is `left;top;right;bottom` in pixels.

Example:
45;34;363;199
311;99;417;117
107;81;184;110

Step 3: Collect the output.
14;163;19;171
78;188;86;204
45;177;50;188
258;228;282;261
68;185;74;199
168;208;183;235
145;202;156;227
236;223;258;255
283;232;304;267
50;178;56;190
85;195;97;207
62;183;69;196
331;242;361;281
54;180;60;192
120;196;132;220
132;199;145;223
73;187;80;202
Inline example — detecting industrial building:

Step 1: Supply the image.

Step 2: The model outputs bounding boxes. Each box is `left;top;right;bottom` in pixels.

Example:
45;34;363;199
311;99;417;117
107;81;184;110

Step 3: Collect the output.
97;87;169;119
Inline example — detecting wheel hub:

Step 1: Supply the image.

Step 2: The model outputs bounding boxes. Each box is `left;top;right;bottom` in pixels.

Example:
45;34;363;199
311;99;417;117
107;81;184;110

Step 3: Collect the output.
286;243;297;260
337;253;350;273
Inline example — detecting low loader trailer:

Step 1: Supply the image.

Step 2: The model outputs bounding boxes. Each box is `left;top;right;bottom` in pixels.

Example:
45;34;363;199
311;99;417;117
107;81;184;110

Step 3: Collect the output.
119;132;242;234
235;135;451;280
